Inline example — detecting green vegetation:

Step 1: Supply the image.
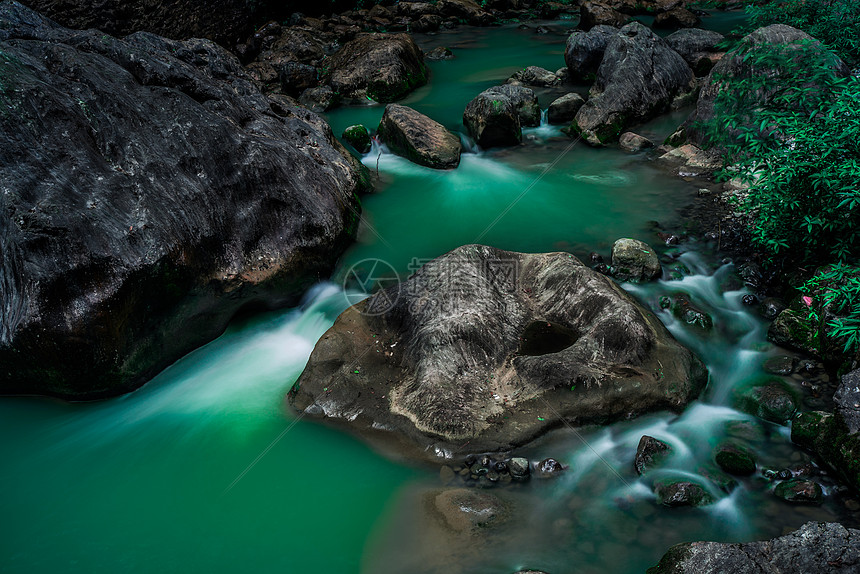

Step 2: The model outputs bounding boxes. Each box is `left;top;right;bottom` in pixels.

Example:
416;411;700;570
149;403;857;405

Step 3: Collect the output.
703;1;860;361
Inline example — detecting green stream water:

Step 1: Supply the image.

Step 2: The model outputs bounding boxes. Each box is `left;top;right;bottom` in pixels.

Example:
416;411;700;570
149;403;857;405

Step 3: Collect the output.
2;12;857;574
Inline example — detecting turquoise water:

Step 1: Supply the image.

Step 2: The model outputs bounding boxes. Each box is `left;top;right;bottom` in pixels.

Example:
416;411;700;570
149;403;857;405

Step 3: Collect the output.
4;12;856;574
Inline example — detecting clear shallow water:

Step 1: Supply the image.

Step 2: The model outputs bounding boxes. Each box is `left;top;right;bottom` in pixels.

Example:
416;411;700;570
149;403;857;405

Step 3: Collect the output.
4;12;856;574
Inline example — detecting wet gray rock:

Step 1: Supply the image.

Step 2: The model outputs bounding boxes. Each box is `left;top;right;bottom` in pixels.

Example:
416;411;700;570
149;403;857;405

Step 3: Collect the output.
763;355;797;376
664;28;725;76
714;443;756;476
426;46;454;61
508;66;561;87
536;458;566;477
290;245;707;462
279;61;318;96
635;435;671;475
0;2;368;398
326;33;427;103
579;1;630;30
669;294;714;331
463;91;521;148
648;522;860;574
835;368;860;434
564;25;616;81
377;104;461;169
736;380;798;424
655;480;713;507
619;132;654;152
653;7;700;30
683;24;850;147
572;23;694;145
509;457;531;479
548;93;586;125
299;85;338;113
611;238;662;282
486;84;541;127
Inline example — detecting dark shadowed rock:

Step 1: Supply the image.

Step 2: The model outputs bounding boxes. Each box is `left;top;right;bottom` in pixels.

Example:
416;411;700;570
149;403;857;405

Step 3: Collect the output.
508;66;561;87
279;61;318;96
664;28;725;76
669;294;713;332
714;442;756;475
683;24;850;147
773;479;823;504
735;380;798;424
655;480;713;507
635;435;671;475
572;22;694;145
326;33;427;103
548;93;586;124
653;7;700;30
463;89;522;148
619;132;654;151
21;0;264;45
426;46;454;61
343;124;372;154
437;0;493;26
0;2;368;398
299;85;337;113
377;104;461;169
289;245;707;462
486;84;540;127
564;25;616;81
648;522;860;574
611;238;662;282
579;1;630;30
835;369;860;434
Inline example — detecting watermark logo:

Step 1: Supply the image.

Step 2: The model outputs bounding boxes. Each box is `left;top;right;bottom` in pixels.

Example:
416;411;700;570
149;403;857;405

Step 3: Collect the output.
342;258;401;315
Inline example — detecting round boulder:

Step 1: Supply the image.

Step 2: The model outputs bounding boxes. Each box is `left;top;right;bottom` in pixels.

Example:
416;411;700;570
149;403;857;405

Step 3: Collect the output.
463;90;522;148
565;25;617;81
548;92;586;124
611;238;662;282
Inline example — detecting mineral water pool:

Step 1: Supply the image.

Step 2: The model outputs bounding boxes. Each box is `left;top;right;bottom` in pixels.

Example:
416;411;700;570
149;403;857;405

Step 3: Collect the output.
2;12;857;574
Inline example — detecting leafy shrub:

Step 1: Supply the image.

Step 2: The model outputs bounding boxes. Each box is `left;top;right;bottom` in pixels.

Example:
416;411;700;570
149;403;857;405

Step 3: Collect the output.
800;265;860;354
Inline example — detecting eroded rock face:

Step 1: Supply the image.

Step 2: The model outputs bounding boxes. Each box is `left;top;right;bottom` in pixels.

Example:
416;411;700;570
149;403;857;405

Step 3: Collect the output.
565;24;617;81
0;2;368;398
377;104;461;169
572;22;694;145
290;245;707;462
326;33;427;103
682;24;849;147
648;522;860;574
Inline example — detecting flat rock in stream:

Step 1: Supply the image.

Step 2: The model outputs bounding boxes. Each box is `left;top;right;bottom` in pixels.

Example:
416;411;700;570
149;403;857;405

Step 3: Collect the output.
377;104;461;169
289;245;707;462
648;522;860;574
0;2;368;398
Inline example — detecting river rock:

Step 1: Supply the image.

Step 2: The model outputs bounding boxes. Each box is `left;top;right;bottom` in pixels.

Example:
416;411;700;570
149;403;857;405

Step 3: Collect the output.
682;24;850;147
571;22;695;145
664;28;725;76
426;46;454;61
437;0;493;26
669;294;714;331
0;2;369;398
635;435;671;475
773;479;824;504
279;61;318;96
619;132;654;151
654;480;713;507
648;522;860;573
22;0;263;45
564;25;616;81
509;457;531;480
547;93;586;124
736;380;798;424
486;84;541;127
535;458;566;478
653;7;700;30
509;66;561;87
714;443;756;476
611;238;662;282
579;1;631;30
326;33;427;103
463;89;522;148
763;355;796;376
289;245;707;462
377;104;461;169
299;85;338;112
768;309;818;356
343;125;373;154
835;368;860;434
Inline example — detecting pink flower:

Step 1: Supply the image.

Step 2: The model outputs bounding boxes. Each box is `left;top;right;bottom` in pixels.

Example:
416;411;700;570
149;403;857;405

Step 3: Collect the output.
802;296;813;307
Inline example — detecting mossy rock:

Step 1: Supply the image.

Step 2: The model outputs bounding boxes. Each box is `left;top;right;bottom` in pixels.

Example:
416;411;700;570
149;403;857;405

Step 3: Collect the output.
773;479;823;504
714;442;756;476
342;124;372;154
735;378;798;425
654;479;713;507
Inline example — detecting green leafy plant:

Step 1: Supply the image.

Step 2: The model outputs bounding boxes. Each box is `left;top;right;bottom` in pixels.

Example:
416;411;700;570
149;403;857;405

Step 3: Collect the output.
800;265;860;354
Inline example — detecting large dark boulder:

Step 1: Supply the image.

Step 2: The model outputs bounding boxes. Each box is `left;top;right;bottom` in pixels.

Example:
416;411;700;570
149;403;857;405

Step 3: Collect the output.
682;24;850;147
463;89;522;148
485;84;540;127
664;28;725;76
289;245;708;462
648;522;860;574
377;104;461;169
326;33;427;103
564;24;617;81
653;7;700;30
20;0;264;45
571;22;694;145
0;2;368;398
579;1;630;30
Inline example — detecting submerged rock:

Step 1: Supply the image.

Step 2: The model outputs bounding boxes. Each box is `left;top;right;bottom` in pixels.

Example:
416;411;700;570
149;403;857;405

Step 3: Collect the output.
572;23;694;145
648;522;860;573
634;435;671;475
463;89;522;148
290;245;707;462
564;25;616;81
326;33;427;103
773;479;824;504
714;443;756;476
611;238;662;282
377;104;461;169
547;93;586;125
426;46;455;61
0;3;369;398
428;488;509;534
